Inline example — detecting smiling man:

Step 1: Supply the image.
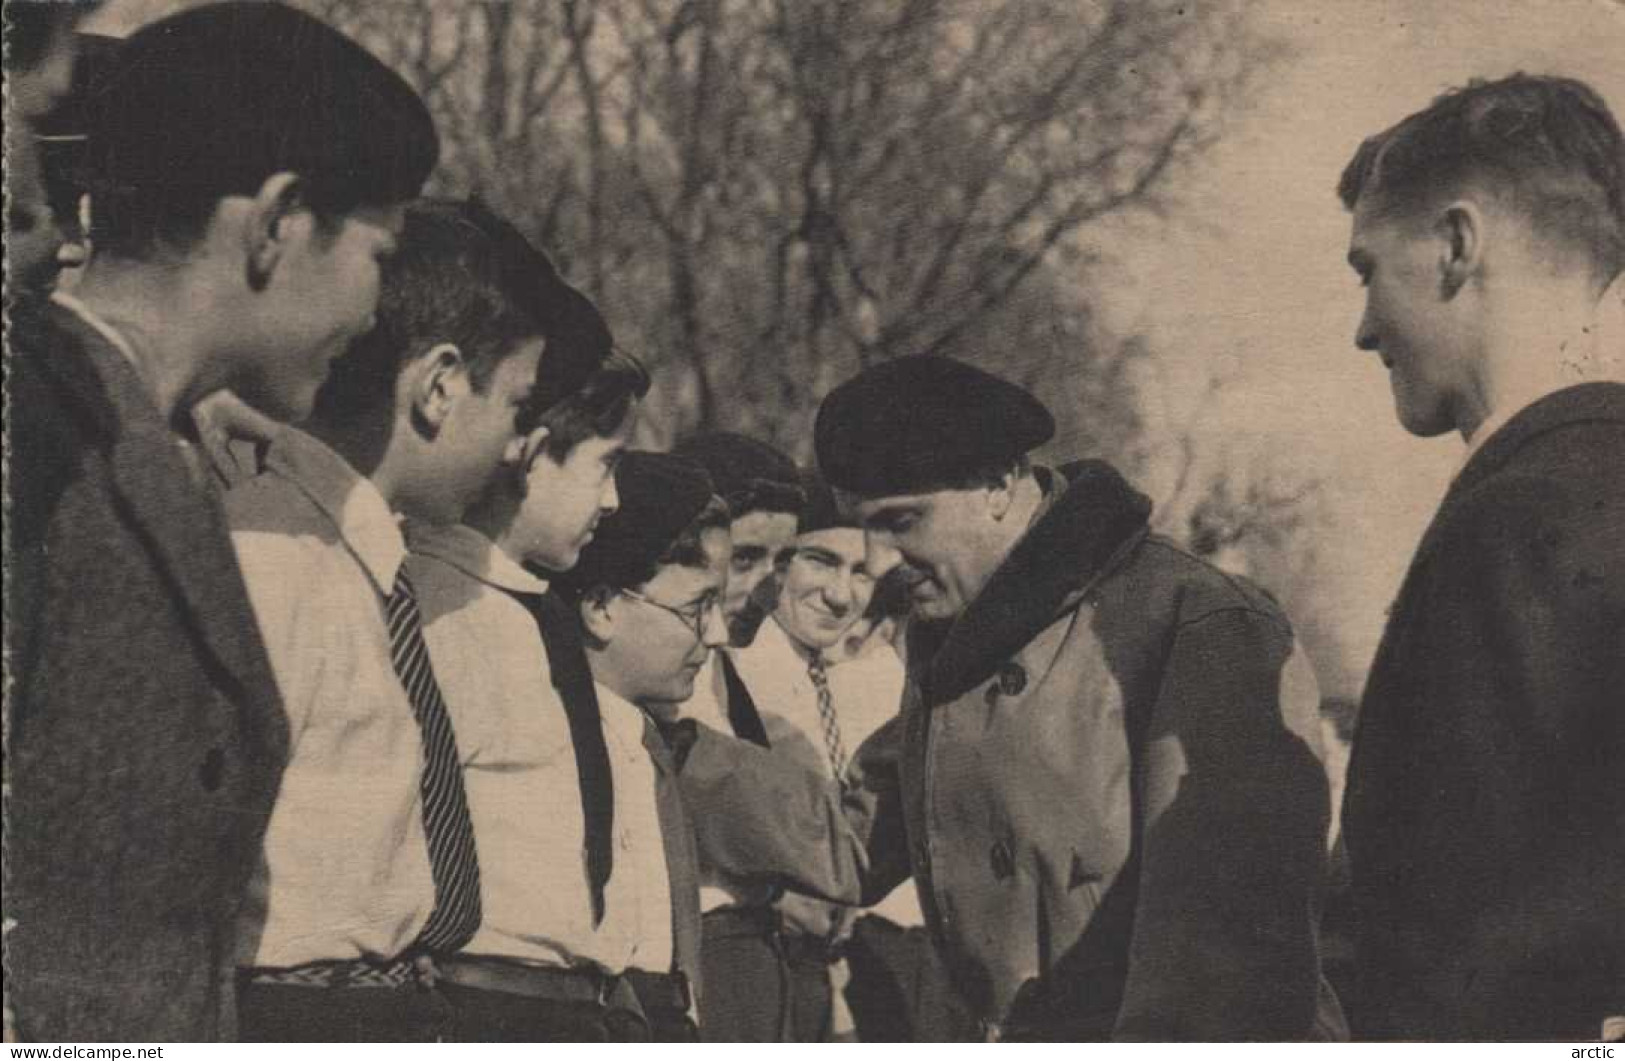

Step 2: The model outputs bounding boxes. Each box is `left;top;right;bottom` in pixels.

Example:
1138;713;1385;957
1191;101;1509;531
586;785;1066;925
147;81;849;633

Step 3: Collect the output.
5;3;436;1042
1337;74;1625;1041
813;355;1344;1041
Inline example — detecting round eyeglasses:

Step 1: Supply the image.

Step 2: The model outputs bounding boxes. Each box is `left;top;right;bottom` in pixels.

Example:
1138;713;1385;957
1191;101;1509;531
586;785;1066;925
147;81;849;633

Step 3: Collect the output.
618;587;724;640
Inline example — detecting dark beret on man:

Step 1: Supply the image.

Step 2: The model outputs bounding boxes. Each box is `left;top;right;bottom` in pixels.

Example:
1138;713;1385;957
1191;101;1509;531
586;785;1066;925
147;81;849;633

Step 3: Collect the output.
673;432;804;518
84;2;437;208
552;452;721;600
815;355;1054;498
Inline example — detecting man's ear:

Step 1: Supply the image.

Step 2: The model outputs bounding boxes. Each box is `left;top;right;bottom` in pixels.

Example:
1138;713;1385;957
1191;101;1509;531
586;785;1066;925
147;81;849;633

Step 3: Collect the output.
580;585;618;643
509;425;553;468
1437;200;1484;299
985;466;1018;521
244;172;307;291
407;342;470;434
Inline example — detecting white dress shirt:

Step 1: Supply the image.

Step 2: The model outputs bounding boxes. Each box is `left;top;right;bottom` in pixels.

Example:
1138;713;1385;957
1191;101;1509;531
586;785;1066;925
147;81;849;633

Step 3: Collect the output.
408;522;673;974
226;426;433;968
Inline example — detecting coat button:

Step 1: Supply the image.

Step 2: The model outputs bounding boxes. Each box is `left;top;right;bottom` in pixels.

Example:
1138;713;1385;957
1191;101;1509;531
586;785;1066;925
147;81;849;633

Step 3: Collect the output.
997;663;1026;696
199;748;224;792
990;839;1015;880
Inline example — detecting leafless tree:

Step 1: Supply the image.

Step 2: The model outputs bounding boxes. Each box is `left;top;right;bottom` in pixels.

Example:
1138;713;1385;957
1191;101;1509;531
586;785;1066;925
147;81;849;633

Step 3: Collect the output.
299;0;1280;459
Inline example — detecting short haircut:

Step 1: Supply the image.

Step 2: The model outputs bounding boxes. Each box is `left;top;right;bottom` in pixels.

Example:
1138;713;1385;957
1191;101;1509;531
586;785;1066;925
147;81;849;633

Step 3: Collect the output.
313;198;554;422
1338;73;1625;285
524;349;651;463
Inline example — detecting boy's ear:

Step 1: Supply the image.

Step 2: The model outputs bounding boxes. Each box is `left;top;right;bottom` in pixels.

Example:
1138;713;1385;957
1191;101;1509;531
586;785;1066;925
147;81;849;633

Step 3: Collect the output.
244;172;304;291
409;342;470;432
580;585;618;643
508;425;553;468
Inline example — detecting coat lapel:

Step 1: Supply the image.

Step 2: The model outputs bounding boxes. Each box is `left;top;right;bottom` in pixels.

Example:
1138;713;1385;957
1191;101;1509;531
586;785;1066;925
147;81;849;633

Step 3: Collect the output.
42;307;282;712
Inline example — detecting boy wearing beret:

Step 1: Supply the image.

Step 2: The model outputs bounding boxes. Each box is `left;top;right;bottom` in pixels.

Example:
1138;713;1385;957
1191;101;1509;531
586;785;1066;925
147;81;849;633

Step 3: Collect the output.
682;475;944;1042
6;3;437;1041
543;452;873;1040
224;200;598;1041
672;432;806;647
804;355;1345;1041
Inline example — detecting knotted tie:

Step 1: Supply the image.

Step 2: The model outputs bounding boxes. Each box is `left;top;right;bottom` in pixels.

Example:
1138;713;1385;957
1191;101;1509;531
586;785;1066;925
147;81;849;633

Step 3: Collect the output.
386;566;482;952
807;656;849;786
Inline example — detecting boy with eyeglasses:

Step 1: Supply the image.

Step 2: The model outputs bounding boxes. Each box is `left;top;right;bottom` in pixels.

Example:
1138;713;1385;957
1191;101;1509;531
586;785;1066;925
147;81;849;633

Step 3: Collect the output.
536;452;868;1040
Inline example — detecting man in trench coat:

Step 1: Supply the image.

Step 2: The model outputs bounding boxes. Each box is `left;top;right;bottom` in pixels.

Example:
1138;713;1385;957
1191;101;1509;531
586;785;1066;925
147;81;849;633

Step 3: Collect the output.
796;355;1345;1041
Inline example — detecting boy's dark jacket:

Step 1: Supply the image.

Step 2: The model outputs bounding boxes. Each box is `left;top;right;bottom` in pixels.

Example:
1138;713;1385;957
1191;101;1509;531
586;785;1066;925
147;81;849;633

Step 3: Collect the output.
6;303;289;1041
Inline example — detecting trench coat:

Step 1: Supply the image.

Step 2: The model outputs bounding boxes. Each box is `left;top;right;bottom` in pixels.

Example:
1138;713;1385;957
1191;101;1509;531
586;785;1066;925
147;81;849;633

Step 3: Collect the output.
842;461;1341;1040
5;302;289;1041
1343;382;1625;1041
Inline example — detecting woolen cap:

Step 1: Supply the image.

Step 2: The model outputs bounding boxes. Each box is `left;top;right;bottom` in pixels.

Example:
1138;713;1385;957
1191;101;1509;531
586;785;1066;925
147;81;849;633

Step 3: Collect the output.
796;471;860;534
83;2;437;207
673;432;804;517
815;356;1054;497
552;452;720;599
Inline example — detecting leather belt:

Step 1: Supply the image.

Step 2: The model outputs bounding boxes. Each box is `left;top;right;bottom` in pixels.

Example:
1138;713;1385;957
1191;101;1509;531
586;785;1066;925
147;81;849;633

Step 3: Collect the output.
435;956;689;1014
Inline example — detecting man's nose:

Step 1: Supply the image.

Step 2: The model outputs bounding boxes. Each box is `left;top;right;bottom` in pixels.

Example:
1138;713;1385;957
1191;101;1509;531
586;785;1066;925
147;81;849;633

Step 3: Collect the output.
824;569;854;612
701;601;729;648
865;536;904;583
601;472;621;516
1355;304;1379;352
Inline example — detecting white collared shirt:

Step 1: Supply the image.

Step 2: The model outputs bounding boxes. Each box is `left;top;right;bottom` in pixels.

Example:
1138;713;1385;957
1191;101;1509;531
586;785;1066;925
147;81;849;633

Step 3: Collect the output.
407;521;673;974
225;426;434;968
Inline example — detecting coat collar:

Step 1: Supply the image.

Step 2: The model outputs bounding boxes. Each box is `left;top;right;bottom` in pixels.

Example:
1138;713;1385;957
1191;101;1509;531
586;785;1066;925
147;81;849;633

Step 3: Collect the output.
1415;381;1625;568
913;460;1152;705
1451;381;1625;498
261;426;405;596
34;302;283;716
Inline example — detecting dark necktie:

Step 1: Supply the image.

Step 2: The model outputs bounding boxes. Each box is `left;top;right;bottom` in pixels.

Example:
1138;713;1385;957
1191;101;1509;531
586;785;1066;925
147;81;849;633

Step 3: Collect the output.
718;651;771;748
807;656;849;786
519;589;615;926
386;566;482;952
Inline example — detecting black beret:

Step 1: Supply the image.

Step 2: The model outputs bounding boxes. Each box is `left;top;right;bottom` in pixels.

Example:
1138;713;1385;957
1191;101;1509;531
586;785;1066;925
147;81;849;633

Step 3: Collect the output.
552;452;720;599
815;356;1054;497
672;432;804;517
796;471;860;535
35;33;121;220
84;2;437;207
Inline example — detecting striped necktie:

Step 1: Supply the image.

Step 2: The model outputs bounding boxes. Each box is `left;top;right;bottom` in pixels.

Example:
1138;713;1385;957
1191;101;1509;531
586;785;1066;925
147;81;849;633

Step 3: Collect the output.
807;655;849;786
386;566;482;953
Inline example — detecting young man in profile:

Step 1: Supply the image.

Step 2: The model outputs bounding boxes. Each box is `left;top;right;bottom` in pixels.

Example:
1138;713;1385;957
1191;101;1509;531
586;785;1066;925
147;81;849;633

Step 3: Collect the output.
1337;73;1625;1041
5;3;437;1041
226;199;593;1041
